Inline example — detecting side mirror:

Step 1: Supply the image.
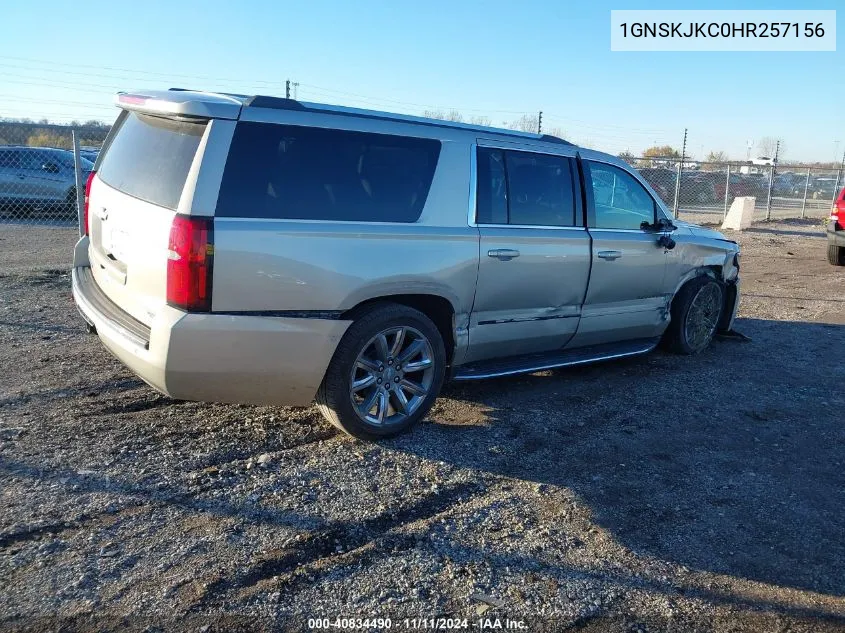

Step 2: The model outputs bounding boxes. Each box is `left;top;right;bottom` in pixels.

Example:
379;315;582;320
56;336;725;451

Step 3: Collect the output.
42;162;60;173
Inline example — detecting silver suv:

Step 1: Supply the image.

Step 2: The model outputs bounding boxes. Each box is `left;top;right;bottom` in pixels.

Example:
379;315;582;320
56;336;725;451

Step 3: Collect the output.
0;147;93;215
72;90;740;439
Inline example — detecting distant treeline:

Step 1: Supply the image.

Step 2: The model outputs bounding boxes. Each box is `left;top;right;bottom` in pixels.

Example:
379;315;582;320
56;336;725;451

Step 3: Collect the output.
0;119;111;149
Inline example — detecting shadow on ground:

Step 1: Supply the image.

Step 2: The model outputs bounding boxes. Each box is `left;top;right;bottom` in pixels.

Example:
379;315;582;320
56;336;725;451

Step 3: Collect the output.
393;317;845;598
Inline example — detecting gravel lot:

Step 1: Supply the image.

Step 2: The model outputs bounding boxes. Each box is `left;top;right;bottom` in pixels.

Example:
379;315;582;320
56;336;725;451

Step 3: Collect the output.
1;220;844;632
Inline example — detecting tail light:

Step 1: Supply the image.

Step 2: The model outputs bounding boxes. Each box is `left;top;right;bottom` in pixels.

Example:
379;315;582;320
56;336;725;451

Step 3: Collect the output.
166;215;214;312
832;189;845;228
83;171;95;236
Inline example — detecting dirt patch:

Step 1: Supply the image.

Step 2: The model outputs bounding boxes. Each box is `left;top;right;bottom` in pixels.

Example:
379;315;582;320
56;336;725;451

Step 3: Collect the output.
1;221;843;632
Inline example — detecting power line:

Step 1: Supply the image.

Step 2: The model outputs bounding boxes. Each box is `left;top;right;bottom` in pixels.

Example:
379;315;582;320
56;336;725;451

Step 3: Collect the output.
298;83;531;114
0;55;281;86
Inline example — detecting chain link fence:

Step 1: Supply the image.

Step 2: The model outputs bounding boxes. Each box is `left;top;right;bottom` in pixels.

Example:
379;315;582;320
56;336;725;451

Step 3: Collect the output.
630;157;842;225
1;119;841;229
0;121;105;228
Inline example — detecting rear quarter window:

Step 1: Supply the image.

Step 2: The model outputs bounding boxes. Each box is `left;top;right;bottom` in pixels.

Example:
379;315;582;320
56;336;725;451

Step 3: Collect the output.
216;123;441;222
97;112;206;210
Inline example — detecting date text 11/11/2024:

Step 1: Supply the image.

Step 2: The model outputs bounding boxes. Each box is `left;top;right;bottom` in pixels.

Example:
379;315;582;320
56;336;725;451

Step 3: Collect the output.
307;617;530;630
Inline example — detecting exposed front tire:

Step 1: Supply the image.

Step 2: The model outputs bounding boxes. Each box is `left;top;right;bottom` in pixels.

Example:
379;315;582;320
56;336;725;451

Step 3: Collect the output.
316;303;446;440
663;275;725;355
828;244;845;266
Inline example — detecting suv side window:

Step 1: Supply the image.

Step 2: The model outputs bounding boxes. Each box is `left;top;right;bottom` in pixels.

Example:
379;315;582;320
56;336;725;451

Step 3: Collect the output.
475;147;576;227
587;162;656;230
476;147;508;224
217;123;441;222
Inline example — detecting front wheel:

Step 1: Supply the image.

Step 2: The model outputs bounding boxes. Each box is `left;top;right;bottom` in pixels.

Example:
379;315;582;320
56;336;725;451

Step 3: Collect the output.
663;276;725;355
316;303;446;439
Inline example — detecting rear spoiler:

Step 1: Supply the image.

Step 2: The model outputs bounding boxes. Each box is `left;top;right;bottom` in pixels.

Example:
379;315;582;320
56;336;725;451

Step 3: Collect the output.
115;90;244;120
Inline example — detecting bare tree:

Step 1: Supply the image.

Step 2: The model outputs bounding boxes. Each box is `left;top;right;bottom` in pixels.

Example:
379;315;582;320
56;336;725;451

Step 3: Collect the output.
544;126;567;140
756;137;785;159
508;114;540;133
422;109;463;122
467;115;492;127
705;150;729;163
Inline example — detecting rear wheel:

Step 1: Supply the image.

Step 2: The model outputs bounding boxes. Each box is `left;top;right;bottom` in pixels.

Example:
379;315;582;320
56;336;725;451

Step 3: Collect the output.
316;303;446;439
663;275;724;355
828;244;845;266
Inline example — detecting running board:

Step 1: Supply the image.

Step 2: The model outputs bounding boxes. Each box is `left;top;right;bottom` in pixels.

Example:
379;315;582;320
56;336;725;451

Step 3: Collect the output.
452;338;661;381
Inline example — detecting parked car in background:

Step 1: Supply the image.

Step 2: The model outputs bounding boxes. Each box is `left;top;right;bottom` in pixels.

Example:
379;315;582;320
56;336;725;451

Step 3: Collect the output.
80;147;100;163
679;171;717;204
0;146;93;217
636;167;675;204
773;174;801;196
742;172;770;198
812;177;840;199
72;89;741;439
828;187;845;266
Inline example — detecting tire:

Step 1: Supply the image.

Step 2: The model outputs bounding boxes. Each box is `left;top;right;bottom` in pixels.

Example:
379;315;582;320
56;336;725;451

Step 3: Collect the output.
663;275;725;355
316;303;446;440
829;244;845;266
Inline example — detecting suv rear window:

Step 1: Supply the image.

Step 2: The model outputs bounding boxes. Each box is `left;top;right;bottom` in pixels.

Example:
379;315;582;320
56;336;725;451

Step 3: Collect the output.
216;123;441;222
97;112;206;210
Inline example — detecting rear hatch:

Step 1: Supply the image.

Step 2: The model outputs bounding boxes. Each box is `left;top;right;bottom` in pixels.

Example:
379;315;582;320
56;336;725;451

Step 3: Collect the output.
88;110;209;326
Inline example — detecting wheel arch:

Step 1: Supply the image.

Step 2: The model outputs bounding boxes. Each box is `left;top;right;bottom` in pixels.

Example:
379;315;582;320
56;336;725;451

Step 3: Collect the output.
340;293;458;366
670;265;735;333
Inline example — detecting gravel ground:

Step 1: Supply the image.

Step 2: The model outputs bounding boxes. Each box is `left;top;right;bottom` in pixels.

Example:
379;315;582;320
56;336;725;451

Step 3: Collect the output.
1;219;844;632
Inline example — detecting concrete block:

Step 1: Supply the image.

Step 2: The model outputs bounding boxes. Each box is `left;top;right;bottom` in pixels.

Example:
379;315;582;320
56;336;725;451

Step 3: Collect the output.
721;196;756;231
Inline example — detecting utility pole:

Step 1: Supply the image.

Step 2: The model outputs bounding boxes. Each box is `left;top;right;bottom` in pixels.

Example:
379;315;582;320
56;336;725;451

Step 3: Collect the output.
765;139;779;220
285;79;290;99
673;128;687;216
537;111;543;135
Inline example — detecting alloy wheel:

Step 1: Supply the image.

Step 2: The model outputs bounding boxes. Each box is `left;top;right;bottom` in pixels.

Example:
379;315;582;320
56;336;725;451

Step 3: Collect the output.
349;326;435;427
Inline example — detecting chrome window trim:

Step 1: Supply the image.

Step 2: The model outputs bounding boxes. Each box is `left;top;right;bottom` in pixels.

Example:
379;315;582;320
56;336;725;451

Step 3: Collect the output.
476;137;579;158
477;224;588;231
468;142;581;229
588;227;653;234
581;157;675;227
467;142;478;228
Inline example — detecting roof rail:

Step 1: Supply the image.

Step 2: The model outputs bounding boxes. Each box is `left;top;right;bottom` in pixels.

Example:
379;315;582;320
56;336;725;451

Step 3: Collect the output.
240;94;572;145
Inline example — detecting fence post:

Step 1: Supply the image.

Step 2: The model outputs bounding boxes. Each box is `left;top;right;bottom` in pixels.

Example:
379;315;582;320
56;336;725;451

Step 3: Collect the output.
723;164;731;220
72;131;85;236
673;159;682;217
765;164;775;221
801;168;811;218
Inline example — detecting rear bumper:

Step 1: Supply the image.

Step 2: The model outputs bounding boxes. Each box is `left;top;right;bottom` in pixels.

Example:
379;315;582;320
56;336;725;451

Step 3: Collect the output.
72;265;351;407
828;221;845;247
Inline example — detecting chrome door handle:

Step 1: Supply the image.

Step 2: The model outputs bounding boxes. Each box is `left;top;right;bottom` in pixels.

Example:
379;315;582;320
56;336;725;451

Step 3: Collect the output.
597;250;622;261
487;249;520;261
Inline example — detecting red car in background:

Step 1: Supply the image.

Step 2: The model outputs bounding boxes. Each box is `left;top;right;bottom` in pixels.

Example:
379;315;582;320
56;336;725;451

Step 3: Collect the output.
695;172;758;200
828;186;845;266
